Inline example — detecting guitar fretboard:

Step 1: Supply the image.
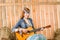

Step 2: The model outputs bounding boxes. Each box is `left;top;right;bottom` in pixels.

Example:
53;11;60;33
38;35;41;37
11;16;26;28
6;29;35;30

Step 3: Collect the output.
27;25;51;33
28;27;45;33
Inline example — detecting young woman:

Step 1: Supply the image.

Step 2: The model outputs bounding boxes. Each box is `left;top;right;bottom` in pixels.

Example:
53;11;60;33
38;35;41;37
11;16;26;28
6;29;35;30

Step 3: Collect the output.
12;7;35;35
12;7;46;40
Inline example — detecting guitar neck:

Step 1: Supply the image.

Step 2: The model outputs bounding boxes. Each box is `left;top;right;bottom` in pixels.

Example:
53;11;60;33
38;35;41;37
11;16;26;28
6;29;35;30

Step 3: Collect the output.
28;27;45;33
28;25;51;33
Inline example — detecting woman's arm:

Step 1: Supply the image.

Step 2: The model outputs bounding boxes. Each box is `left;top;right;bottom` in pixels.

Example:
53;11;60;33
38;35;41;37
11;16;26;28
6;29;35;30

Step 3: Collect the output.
12;19;28;33
12;19;21;32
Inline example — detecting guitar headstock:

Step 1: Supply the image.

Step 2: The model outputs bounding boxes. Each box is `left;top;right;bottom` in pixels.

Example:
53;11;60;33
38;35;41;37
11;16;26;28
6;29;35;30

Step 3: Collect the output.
43;25;51;28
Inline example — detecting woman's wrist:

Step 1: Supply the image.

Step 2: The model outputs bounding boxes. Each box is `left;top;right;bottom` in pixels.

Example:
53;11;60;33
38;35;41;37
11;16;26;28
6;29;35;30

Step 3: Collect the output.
15;29;19;32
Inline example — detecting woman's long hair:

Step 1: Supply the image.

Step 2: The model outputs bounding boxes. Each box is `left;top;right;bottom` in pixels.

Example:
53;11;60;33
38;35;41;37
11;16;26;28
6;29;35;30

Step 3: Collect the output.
20;7;30;19
20;11;25;19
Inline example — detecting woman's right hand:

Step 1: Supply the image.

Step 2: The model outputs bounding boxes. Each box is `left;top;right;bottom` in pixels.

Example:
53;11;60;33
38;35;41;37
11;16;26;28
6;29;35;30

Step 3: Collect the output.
14;28;28;33
22;29;28;33
15;29;19;32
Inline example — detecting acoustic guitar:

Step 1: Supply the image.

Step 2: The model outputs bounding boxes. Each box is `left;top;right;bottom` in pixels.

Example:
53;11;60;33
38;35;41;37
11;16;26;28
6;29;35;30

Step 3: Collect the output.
15;25;51;40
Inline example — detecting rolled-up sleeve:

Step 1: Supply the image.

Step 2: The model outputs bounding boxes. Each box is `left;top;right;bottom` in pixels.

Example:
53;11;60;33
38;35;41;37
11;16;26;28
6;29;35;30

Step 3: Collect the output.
12;19;21;32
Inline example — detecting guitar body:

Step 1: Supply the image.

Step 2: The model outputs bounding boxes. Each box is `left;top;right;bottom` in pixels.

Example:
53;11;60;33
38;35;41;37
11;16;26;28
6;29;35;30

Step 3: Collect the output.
16;27;34;40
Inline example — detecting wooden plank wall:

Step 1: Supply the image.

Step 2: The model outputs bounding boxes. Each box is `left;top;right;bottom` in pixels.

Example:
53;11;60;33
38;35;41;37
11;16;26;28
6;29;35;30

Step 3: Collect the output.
57;5;60;28
0;0;60;39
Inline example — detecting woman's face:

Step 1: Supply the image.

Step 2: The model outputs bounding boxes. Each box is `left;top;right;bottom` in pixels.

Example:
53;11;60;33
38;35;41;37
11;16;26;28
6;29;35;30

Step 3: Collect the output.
24;13;30;19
